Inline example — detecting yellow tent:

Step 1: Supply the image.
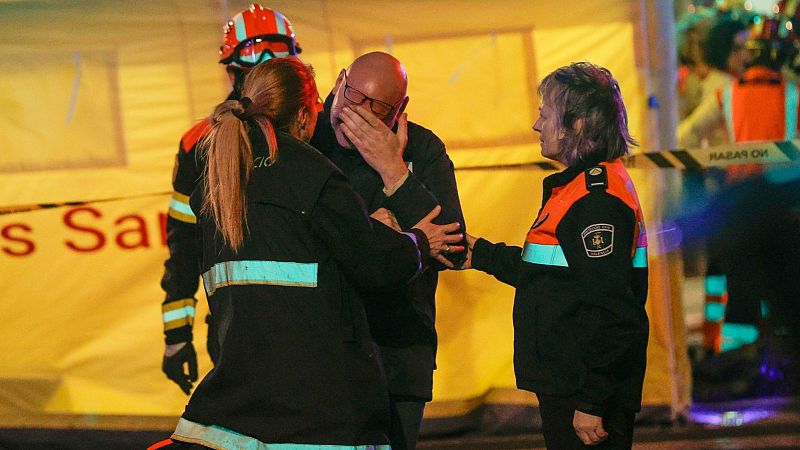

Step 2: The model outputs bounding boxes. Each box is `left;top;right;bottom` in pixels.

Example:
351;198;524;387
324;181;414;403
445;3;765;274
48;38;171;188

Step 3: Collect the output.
0;0;690;432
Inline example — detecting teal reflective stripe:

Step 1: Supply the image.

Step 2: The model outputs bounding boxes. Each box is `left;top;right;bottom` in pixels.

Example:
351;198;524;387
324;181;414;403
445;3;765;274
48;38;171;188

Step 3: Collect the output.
522;243;648;268
632;246;648;268
705;302;726;322
521;243;569;267
234;13;247;44
760;299;770;319
784;80;798;140
722;84;735;143
162;306;195;323
203;260;318;295
173;418;390;450
705;275;727;296
720;323;759;352
274;10;287;36
168;197;195;218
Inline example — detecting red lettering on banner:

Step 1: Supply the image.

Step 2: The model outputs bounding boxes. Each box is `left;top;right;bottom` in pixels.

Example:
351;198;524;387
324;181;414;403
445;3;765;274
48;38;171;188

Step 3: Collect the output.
2;223;35;256
159;212;167;247
64;206;106;252
115;214;150;249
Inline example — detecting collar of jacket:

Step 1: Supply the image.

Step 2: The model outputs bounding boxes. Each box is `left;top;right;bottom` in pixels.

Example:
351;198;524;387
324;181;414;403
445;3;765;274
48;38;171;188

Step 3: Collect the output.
542;154;607;190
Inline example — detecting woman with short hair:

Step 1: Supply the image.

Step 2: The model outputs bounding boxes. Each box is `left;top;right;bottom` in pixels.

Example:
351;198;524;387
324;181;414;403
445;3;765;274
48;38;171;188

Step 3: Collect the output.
463;62;649;450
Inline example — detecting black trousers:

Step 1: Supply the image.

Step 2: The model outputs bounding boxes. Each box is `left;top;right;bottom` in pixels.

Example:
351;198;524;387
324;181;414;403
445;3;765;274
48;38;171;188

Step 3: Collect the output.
537;394;635;450
389;395;426;450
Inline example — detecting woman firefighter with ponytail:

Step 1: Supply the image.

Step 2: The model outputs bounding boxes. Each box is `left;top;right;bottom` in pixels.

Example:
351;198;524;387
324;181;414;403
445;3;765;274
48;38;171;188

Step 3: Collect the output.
151;58;463;449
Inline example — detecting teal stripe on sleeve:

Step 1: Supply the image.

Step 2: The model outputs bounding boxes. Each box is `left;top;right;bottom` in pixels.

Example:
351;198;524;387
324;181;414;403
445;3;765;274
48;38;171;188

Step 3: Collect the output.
632;246;648;268
168;198;195;218
162;306;195;323
521;243;569;267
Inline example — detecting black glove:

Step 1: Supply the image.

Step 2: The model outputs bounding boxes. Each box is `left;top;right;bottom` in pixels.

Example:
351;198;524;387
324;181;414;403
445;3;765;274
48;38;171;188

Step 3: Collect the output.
162;342;198;395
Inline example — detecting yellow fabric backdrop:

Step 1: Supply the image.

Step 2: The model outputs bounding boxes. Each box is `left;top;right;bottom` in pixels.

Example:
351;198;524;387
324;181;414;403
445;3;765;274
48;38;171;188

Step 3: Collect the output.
0;0;690;428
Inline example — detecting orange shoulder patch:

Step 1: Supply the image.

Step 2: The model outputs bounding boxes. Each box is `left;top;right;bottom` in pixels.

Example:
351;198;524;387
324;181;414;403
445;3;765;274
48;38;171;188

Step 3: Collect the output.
180;118;212;153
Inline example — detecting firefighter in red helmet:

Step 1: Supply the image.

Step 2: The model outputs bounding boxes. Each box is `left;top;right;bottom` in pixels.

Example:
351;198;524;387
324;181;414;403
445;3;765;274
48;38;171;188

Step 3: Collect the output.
160;3;301;395
218;3;302;98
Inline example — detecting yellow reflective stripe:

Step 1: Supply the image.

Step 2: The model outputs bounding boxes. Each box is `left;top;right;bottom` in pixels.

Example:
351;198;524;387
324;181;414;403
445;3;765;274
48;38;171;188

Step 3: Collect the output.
168;192;197;224
162;298;196;331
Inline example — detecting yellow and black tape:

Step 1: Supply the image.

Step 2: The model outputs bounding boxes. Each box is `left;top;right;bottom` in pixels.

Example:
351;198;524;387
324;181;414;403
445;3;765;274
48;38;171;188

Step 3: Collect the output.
0;192;170;216
623;139;800;170
2;140;799;216
457;139;800;171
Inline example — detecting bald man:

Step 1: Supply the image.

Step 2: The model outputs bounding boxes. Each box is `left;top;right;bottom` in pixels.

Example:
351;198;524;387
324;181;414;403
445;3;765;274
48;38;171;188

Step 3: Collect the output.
311;52;467;449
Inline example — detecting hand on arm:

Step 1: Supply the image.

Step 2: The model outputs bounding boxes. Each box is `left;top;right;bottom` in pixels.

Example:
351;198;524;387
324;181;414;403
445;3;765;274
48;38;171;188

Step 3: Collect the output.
311;173;426;288
412;205;464;268
338;104;409;188
458;233;478;269
370;207;401;232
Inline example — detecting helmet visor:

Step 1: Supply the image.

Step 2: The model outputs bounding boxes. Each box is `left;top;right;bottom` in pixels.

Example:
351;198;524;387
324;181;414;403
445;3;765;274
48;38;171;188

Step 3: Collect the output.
221;34;298;68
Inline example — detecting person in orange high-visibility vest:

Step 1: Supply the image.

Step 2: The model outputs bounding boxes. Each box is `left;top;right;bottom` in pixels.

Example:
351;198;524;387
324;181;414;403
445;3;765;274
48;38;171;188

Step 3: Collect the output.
702;23;799;355
720;33;799;181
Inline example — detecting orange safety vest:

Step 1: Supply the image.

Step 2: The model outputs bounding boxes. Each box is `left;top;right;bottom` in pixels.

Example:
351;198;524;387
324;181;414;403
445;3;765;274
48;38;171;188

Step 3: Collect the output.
702;67;792;352
721;67;799;181
722;66;798;143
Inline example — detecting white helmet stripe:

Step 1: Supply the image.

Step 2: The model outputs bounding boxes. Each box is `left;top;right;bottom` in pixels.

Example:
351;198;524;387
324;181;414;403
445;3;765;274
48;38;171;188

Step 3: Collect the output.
233;12;247;43
274;10;287;36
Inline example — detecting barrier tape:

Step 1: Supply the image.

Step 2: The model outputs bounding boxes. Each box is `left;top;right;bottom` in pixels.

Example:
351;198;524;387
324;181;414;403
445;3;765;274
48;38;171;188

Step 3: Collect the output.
623;139;800;170
2;140;799;216
0;192;170;216
456;139;800;171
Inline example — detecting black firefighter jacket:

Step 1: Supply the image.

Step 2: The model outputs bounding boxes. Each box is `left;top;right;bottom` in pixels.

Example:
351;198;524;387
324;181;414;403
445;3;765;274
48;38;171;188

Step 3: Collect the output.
173;130;428;448
310;94;467;400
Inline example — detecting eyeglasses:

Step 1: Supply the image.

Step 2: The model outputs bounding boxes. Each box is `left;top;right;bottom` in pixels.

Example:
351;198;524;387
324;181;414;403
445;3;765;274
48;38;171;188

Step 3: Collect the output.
341;70;399;117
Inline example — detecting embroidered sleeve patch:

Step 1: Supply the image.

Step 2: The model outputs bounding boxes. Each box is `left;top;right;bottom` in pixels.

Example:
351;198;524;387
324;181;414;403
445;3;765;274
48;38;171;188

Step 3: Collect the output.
581;223;614;257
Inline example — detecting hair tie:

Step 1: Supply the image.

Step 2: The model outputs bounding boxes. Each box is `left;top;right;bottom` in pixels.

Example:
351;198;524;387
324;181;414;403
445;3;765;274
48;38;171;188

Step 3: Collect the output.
233;96;253;121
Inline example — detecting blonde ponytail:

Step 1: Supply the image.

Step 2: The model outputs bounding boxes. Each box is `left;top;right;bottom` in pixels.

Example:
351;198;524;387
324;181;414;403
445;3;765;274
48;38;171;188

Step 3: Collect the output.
200;58;318;252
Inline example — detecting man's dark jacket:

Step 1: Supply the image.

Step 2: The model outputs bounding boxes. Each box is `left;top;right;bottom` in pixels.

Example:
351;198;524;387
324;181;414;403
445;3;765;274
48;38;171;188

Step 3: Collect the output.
310;94;467;399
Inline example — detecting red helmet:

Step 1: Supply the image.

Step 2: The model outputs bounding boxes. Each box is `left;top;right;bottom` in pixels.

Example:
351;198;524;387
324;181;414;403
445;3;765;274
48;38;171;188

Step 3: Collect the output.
219;3;301;68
